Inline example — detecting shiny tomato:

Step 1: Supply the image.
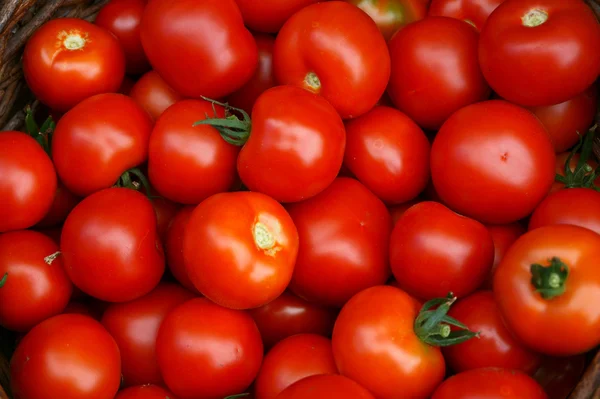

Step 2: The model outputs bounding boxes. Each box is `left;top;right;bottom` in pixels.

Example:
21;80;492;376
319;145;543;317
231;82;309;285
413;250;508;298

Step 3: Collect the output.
276;375;375;399
388;199;420;225
35;180;81;228
388;16;490;130
494;225;600;355
234;0;320;33
274;1;390;119
533;355;586;399
484;222;526;288
10;314;121;399
428;0;505;31
479;0;600;106
61;188;165;302
63;301;104;321
115;385;179;399
287;178;392;307
431;100;556;224
551;152;600;193
23;18;125;113
343;106;430;204
150;192;179;243
164;206;198;293
140;0;258;98
129;70;185;121
347;0;427;40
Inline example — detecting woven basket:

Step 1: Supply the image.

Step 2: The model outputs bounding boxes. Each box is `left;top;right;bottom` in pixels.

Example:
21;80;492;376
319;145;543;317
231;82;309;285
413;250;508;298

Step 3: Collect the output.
1;1;600;398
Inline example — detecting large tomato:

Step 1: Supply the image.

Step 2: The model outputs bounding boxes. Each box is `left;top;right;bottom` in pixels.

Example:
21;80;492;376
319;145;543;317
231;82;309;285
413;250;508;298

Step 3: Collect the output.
129;70;185;121
484;222;526;287
428;0;505;31
149;190;180;243
140;0;258;99
234;0;320;33
164;206;198;292
115;385;179;399
23;18;125;113
347;0;428;40
276;375;375;399
273;1;390;119
479;0;600;106
431;100;556;224
388;198;421;224
35;180;81;228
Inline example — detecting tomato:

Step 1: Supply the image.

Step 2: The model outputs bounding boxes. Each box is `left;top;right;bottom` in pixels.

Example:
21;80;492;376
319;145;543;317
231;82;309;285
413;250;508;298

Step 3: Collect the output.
63;301;103;321
276;375;375;399
551;152;600;193
343;106;430;204
0;231;72;331
479;0;600;107
95;0;150;75
248;291;337;349
533;355;586;399
51;93;153;197
255;334;338;399
493;225;600;355
431;100;556;224
387;16;490;130
164;206;198;292
115;385;179;399
388;199;420;225
428;0;505;31
286;178;392;307
10;314;121;399
0;131;57;232
274;1;390;119
22;18;125;113
129;70;185;121
140;0;258;99
347;0;427;40
36;180;81;228
119;76;136;95
61;188;165;302
156;298;263;399
431;368;548;399
101;283;195;386
150;192;179;243
234;0;320;33
483;222;526;288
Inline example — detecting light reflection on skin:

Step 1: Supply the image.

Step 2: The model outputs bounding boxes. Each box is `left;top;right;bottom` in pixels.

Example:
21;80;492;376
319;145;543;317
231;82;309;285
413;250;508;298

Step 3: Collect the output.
163;129;218;168
70;123;136;165
365;136;403;175
5;168;36;202
415;46;469;92
264;118;325;168
307;223;367;269
127;316;159;346
9;263;51;300
310;30;366;84
176;331;243;368
354;325;422;373
47;350;102;393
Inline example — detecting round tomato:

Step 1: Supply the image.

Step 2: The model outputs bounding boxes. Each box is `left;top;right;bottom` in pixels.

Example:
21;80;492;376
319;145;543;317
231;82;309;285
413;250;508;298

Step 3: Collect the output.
149;191;180;243
115;385;179;399
287;178;392;307
140;0;257;99
129;70;185;121
10;314;121;399
234;0;320;33
533;355;586;399
347;0;427;39
431;100;556;224
552;151;600;193
23;18;125;113
388;198;420;224
388;16;490;130
343;106;430;204
164;206;198;293
483;222;526;288
63;301;103;321
61;188;165;302
276;375;375;399
428;0;505;31
274;1;390;119
493;225;600;355
35;180;81;228
479;0;600;107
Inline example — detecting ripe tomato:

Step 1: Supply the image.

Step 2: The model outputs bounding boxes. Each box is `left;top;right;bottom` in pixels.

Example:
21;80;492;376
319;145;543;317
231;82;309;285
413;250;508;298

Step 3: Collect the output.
533;355;586;399
130;70;185;121
483;222;526;288
494;225;600;355
479;0;600;107
234;0;320;33
61;188;165;302
431;100;556;224
156;298;263;399
52;93;153;197
164;206;198;293
23;18;125;113
390;201;494;299
140;0;258;99
63;301;103;321
388;16;490;130
388;198;420;224
115;385;179;399
428;0;505;31
347;0;427;40
274;1;390;119
343;106;430;204
0;131;57;232
184;191;298;309
11;314;121;399
551;152;600;193
149;192;179;243
276;375;375;399
286;178;392;307
95;0;150;75
36;180;81;228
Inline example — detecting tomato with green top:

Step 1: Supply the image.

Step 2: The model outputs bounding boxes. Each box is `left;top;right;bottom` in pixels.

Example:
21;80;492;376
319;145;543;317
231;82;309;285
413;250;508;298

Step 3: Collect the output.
428;0;505;31
347;0;427;40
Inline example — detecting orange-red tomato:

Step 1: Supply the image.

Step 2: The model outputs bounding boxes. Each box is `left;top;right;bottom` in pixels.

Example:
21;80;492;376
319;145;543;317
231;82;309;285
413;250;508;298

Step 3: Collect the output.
276;375;375;399
35;180;81;228
234;0;321;33
483;222;526;288
115;385;179;399
347;0;428;40
164;206;198;293
129;70;185;121
428;0;505;31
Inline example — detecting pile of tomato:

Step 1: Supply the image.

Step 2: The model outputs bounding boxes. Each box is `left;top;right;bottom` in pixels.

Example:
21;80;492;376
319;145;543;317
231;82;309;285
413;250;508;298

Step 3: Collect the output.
1;0;600;398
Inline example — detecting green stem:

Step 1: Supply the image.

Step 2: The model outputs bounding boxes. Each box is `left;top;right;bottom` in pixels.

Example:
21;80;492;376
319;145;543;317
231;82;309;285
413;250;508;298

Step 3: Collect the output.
224;394;250;399
193;96;252;146
0;273;6;288
531;257;569;299
556;125;599;189
25;106;55;156
114;168;156;199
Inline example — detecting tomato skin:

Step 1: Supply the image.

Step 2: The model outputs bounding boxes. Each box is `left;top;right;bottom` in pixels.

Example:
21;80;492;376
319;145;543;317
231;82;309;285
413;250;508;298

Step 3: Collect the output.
343;106;430;204
533;355;586;399
479;0;600;107
494;225;600;356
10;314;121;399
0;131;57;232
61;188;165;302
274;1;391;119
0;230;72;331
483;222;526;288
287;178;392;307
52;93;153;197
140;0;258;99
164;206;198;293
130;70;185;121
23;18;125;113
428;0;505;31
276;375;374;399
156;298;263;399
431;100;556;224
35;180;81;228
234;0;320;33
115;385;179;399
347;0;428;40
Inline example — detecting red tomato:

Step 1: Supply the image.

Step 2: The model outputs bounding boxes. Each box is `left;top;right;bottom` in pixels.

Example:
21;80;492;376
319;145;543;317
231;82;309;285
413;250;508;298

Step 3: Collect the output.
51;93;153;197
22;18;125;113
276;375;375;399
551;152;600;193
61;188;165;302
286;178;392;307
431;100;556;224
115;385;179;399
156;298;263;399
0;131;57;232
347;0;428;40
10;314;121;399
248;291;337;349
274;1;390;119
388;199;420;225
140;0;258;99
494;225;600;355
150;192;179;243
343;106;430;204
95;0;150;75
129;70;185;121
483;222;526;288
63;301;103;321
431;368;548;399
164;206;198;292
36;180;81;228
0;231;72;331
101;283;195;386
390;201;494;299
533;355;586;399
388;16;490;130
428;0;505;31
479;0;600;107
234;0;321;33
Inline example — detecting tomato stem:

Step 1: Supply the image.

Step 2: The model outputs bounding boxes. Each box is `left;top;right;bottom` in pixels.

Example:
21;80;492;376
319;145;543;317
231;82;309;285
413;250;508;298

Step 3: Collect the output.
556;125;600;191
114;167;156;198
530;257;569;299
44;251;61;265
224;394;250;399
193;96;251;146
24;106;55;156
0;273;6;288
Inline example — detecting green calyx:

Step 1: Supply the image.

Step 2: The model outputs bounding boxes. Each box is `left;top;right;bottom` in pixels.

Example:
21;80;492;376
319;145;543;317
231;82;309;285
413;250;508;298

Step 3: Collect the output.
531;257;569;300
25;106;55;156
113;167;158;199
223;394;250;399
555;125;600;190
0;273;7;288
193;96;251;146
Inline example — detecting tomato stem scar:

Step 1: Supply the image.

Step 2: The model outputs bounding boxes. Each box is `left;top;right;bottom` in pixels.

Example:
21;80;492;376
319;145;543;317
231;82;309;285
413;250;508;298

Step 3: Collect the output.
253;222;275;250
521;9;548;27
44;251;61;265
304;72;321;91
63;32;86;50
530;257;569;299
